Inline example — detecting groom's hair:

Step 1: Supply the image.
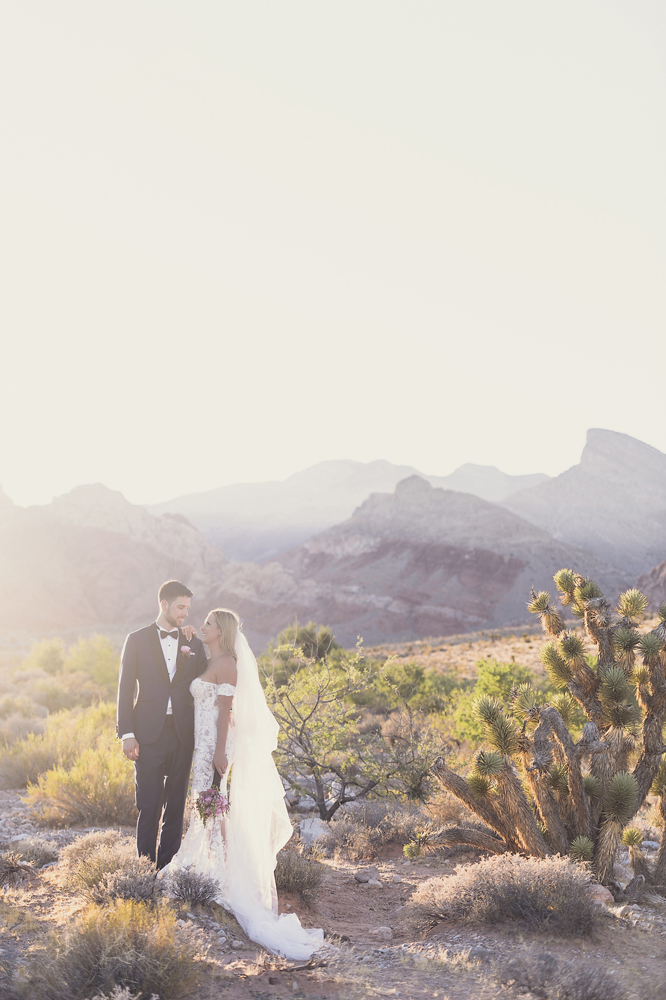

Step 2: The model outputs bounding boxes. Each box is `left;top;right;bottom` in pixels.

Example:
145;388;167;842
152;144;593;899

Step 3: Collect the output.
158;580;193;603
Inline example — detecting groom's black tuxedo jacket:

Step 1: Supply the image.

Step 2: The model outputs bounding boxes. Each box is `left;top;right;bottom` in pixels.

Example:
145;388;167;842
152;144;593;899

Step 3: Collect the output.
116;624;207;748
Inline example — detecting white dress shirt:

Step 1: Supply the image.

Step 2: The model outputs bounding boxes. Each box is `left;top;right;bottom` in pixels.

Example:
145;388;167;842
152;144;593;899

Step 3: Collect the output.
121;623;179;742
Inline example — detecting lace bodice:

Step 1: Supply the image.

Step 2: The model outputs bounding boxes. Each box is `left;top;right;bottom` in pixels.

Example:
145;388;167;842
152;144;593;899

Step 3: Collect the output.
189;677;236;793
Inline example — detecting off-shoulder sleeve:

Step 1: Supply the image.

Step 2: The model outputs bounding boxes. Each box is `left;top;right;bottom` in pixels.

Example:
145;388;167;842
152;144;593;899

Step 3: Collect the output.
217;683;236;697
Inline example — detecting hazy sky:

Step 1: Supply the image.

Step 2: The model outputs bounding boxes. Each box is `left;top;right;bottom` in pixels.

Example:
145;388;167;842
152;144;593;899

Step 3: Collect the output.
1;1;665;507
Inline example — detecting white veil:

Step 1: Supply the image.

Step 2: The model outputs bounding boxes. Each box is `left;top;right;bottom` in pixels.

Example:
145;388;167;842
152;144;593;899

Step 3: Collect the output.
226;629;324;959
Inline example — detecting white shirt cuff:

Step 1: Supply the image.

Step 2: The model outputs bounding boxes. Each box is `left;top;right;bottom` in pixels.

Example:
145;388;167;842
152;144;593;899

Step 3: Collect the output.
121;733;135;741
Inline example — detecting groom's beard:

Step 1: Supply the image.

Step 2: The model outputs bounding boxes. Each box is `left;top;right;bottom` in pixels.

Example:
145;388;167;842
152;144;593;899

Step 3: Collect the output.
164;612;181;629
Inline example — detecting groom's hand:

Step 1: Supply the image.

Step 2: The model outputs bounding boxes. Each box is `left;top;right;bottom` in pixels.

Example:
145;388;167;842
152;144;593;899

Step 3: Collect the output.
122;737;140;760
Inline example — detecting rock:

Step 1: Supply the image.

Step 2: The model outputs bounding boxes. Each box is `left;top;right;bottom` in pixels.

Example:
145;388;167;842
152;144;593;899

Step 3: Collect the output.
354;867;379;883
469;946;494;962
643;841;660;850
613;862;633;886
369;926;393;941
392;875;403;883
367;878;383;888
231;939;244;949
299;817;331;846
584;884;614;906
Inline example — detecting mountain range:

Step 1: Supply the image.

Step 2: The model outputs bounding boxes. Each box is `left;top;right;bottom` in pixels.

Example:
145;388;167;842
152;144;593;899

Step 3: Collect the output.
1;428;665;648
149;459;549;562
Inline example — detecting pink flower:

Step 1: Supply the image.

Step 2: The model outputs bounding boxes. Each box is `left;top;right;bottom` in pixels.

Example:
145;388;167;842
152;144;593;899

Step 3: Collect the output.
181;646;194;657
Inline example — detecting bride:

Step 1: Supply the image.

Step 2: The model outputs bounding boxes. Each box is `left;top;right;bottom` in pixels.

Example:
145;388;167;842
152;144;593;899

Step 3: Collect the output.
160;608;323;960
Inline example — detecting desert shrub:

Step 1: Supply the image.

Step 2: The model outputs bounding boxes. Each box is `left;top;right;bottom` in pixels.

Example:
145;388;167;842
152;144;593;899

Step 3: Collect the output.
497;950;627;1000
274;849;324;903
0;694;43;719
59;832;135;895
410;853;598;936
447;659;536;744
25;734;136;826
9;836;59;867
63;635;118;692
165;866;220;906
0;713;47;746
59;828;125;870
21;639;65;675
329;801;425;860
0;702;117;789
0;851;34;888
352;660;461;715
30;673;109;713
90;856;162;906
18;899;205;1000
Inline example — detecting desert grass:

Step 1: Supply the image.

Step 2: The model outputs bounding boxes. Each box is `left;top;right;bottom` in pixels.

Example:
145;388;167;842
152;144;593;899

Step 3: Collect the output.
5;836;59;867
14;899;206;1000
497;948;628;1000
410;853;599;936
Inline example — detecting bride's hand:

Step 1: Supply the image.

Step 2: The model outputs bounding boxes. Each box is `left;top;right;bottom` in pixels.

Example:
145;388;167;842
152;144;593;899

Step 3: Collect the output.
213;750;228;778
181;625;198;641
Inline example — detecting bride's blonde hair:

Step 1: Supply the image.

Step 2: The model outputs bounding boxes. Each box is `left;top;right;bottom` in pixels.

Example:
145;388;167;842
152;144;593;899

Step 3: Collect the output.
208;607;241;660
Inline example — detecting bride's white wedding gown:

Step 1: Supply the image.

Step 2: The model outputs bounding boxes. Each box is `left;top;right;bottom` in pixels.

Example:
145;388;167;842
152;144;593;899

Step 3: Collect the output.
161;672;323;960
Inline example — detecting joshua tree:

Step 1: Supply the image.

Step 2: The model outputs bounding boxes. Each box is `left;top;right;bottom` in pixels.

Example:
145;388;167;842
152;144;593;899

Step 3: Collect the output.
431;571;666;885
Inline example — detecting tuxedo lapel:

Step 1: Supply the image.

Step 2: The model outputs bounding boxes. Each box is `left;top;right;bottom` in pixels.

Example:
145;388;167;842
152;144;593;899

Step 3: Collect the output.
149;626;171;685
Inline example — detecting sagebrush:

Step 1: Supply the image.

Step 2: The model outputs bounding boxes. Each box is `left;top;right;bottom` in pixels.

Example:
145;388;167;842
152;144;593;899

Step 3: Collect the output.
274;849;323;903
410;853;598;935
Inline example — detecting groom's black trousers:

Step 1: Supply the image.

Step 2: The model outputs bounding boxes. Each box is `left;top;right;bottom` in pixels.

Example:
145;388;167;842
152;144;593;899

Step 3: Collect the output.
134;715;193;869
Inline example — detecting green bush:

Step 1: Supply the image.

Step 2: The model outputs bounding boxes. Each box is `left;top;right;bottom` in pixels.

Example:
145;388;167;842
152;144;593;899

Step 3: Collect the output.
26;734;136;827
17;900;205;1000
448;659;536;743
0;702;116;790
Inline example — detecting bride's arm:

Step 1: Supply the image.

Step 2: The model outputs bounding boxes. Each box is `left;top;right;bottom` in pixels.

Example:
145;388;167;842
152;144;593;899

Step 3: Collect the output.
212;695;233;777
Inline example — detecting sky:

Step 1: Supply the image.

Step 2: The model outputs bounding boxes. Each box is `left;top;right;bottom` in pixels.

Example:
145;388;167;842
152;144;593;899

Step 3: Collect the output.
1;1;665;507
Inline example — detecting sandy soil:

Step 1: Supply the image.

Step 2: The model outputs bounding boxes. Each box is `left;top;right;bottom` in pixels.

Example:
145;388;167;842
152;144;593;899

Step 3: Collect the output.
3;839;666;1000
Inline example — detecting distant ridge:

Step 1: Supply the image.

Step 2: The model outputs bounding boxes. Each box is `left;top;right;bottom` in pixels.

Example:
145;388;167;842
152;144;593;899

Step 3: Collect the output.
503;429;666;575
149;458;550;562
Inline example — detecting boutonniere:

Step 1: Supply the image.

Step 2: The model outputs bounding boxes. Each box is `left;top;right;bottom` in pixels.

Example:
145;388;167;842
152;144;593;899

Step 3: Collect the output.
180;646;195;658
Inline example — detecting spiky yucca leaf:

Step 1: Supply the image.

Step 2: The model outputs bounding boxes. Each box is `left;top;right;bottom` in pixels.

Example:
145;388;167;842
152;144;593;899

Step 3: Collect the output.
569;835;594;863
549;691;576;727
621;826;643;847
650;759;666;798
617;589;649;621
474;695;503;726
583;773;602;798
604;771;638;824
616;587;650;618
658;603;666;624
614;626;641;659
527;590;551;614
599;665;631;705
511;683;539;721
640;632;664;663
553;568;577;603
630;663;650;685
604;701;640;729
475;750;504;777
558;632;587;668
547;764;569;794
570;604;586;620
574;579;602;603
543;608;565;636
486;714;521;756
467;773;493;798
540;642;572;688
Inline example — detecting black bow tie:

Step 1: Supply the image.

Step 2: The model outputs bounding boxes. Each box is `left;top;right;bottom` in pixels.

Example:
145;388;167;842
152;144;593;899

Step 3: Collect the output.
159;629;178;641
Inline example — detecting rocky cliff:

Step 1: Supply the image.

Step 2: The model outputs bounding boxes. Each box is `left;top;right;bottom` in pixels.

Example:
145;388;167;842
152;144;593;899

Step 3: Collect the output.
503;429;666;575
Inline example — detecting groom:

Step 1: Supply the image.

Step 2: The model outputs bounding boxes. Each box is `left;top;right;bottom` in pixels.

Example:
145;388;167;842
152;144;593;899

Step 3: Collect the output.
117;580;207;868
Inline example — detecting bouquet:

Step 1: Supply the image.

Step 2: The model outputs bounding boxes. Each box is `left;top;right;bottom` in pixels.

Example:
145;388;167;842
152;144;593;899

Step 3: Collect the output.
195;787;229;827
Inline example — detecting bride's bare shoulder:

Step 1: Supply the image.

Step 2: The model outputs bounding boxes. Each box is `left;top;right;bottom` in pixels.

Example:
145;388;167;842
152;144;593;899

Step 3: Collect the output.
214;653;238;686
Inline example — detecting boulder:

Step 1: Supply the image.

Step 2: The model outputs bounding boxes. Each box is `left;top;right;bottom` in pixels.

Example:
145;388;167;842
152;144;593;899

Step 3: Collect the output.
354;866;379;883
299;817;331;846
584;884;614;906
369;926;393;941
